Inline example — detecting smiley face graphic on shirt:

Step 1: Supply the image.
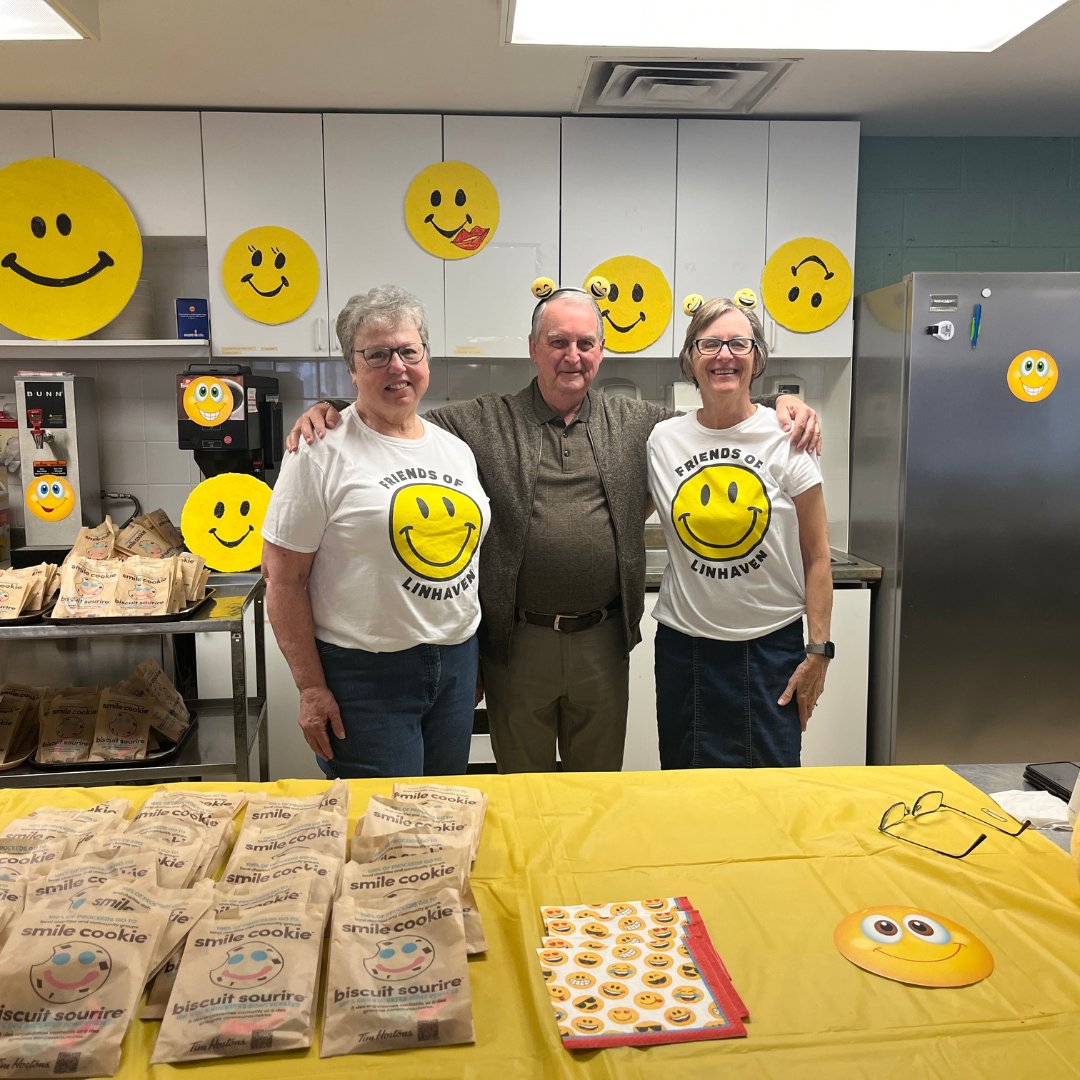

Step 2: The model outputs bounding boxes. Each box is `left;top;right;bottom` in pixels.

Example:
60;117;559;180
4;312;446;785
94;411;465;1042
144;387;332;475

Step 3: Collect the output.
671;464;771;562
389;482;484;582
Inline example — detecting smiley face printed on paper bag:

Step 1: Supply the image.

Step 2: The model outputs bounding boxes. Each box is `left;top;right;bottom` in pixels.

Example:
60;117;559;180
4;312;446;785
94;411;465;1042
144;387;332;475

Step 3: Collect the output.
363;935;435;982
30;942;112;1003
0;157;142;340
834;905;993;987
209;943;284;989
181;473;272;573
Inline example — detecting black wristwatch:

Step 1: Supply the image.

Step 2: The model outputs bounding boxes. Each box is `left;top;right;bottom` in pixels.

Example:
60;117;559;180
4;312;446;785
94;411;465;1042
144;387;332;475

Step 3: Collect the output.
806;641;835;659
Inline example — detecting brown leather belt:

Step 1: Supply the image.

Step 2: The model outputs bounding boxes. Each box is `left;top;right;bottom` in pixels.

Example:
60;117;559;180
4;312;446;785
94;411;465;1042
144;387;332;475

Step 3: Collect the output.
517;599;620;634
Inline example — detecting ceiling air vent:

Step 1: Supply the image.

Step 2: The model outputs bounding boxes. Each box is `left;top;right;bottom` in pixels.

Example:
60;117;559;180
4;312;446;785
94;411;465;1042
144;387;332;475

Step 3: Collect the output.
573;58;795;116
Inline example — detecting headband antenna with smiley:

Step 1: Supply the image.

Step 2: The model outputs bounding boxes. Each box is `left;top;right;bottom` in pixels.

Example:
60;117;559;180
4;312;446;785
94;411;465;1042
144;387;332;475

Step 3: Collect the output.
681;287;759;317
530;276;610;303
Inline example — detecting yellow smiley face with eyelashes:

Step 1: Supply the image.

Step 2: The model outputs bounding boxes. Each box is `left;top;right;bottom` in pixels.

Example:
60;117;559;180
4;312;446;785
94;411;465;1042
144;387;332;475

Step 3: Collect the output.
585;255;672;353
26;474;75;522
182;375;235;427
671;464;771;562
389;483;483;582
404;161;500;260
181;473;272;573
221;225;320;325
0;157;142;340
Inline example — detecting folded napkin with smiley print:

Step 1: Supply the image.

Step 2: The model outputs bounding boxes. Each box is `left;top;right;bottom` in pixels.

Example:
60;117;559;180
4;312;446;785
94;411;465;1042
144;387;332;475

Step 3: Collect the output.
536;897;748;1049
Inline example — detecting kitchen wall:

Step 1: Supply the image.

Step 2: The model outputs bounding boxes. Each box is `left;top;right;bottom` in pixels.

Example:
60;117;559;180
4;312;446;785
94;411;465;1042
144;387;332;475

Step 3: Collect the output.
855;136;1080;294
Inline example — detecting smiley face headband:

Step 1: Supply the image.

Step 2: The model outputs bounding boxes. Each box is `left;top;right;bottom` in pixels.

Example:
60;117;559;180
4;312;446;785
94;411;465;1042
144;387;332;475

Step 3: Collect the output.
529;277;611;332
679;287;767;379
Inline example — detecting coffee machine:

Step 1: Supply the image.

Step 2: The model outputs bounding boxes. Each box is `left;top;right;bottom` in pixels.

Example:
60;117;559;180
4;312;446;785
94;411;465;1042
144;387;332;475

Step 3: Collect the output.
14;374;102;549
176;364;282;480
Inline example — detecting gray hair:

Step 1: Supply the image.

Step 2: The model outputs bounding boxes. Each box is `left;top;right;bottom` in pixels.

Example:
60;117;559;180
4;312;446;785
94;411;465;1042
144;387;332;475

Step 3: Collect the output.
337;285;429;371
530;288;604;342
679;297;768;386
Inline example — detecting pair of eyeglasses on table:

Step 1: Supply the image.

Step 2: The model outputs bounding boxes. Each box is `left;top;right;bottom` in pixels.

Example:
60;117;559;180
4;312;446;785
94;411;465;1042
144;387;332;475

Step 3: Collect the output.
878;790;1031;858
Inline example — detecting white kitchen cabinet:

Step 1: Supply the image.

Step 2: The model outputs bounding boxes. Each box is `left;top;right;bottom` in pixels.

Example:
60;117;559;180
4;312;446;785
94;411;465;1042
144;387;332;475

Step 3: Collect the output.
675;120;769;315
52;110;205;236
202;112;330;357
626;584;870;770
323;113;446;358
763;121;860;359
0;110;53;166
443;115;560;358
561;118;678;358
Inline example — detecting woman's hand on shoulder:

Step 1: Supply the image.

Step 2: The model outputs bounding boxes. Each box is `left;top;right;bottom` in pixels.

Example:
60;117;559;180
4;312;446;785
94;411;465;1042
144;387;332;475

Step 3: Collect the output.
778;654;829;732
775;395;821;455
286;402;344;452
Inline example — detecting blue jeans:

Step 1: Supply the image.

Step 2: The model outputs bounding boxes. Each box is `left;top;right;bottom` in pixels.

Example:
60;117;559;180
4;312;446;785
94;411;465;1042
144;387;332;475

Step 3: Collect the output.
314;635;478;779
654;620;804;769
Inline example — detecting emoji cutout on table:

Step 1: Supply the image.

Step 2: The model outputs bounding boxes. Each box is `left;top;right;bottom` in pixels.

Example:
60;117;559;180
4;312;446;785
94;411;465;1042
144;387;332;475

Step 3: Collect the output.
834;905;993;987
181;473;272;573
671;464;771;563
389;482;484;583
0;157;143;340
181;374;240;428
221;225;320;325
1007;349;1059;403
30;942;112;1003
26;474;75;522
404;161;500;259
585;255;672;352
761;237;853;333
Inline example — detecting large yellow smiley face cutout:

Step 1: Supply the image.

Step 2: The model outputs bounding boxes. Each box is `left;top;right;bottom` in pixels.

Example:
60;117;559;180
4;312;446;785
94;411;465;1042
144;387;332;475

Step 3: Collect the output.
0;157;142;340
181;375;236;428
221;225;320;325
672;464;771;562
762;237;853;333
586;255;672;353
180;473;272;573
834;906;994;988
1007;349;1059;403
389;483;483;582
26;474;76;522
404;161;500;260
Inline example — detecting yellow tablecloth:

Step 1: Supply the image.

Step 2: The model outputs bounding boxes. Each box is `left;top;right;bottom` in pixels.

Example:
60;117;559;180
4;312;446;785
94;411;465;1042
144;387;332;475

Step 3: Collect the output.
1;765;1078;1079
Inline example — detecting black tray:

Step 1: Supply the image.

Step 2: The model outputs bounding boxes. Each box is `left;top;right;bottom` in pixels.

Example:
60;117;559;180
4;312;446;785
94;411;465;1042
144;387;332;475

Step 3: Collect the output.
29;715;199;770
45;589;215;626
0;601;56;625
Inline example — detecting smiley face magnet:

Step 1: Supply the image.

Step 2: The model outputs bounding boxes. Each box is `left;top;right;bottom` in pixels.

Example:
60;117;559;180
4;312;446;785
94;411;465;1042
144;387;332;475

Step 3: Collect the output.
762;237;853;334
404;161;500;259
1007;349;1059;403
181;473;272;573
221;225;321;325
0;157;143;340
834;905;993;987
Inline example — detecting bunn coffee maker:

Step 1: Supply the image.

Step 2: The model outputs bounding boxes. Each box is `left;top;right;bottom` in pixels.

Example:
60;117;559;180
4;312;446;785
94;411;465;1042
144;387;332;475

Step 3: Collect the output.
177;364;282;480
14;374;102;549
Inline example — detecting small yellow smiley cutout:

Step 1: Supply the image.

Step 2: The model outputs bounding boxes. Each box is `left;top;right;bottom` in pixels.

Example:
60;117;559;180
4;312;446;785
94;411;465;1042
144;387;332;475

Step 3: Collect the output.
180;473;272;573
221;225;320;325
834;905;994;988
585;255;672;353
1007;349;1059;403
404;161;500;260
182;375;236;427
761;237;853;333
0;157;142;340
671;464;771;562
389;483;483;582
26;474;76;522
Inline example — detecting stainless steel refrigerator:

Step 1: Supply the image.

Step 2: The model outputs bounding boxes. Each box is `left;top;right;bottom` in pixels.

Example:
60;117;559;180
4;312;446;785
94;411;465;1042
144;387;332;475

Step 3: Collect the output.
850;272;1080;765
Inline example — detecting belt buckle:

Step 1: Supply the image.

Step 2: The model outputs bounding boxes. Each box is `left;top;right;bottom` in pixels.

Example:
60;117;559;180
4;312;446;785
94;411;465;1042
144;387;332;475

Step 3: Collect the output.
553;614;565;633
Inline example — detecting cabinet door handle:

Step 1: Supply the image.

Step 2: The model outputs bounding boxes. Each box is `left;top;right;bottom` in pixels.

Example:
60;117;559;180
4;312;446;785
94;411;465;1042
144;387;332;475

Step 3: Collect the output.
314;316;324;353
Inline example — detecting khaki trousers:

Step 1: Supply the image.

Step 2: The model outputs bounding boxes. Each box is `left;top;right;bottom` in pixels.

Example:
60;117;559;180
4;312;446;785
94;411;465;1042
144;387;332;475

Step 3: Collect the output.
481;617;629;773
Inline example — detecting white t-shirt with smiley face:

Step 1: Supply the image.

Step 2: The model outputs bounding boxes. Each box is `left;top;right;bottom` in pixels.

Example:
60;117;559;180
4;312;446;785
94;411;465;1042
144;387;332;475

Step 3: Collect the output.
262;406;490;652
646;406;821;641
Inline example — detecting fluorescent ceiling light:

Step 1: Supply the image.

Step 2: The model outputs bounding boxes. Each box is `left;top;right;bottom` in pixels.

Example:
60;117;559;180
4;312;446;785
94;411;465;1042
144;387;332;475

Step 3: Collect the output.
508;0;1070;52
0;0;98;40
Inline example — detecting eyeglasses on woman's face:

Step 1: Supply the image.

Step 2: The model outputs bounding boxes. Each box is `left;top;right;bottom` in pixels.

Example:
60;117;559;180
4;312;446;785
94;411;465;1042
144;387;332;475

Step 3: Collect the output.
354;342;428;369
693;336;756;358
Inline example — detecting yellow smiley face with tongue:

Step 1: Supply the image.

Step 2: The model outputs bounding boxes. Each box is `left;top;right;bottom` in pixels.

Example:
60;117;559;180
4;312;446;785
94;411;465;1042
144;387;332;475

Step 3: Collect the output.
404;161;500;260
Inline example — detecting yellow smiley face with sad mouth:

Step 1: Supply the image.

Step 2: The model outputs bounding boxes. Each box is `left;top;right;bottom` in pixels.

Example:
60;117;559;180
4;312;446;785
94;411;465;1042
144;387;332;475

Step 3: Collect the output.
671;464;771;562
389;483;484;582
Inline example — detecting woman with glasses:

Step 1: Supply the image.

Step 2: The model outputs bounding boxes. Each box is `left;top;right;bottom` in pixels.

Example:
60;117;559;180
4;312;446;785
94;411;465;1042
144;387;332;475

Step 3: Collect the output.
261;285;490;778
646;297;832;769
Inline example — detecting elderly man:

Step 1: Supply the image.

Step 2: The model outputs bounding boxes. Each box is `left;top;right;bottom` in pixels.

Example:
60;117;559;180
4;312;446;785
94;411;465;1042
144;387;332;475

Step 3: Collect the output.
288;287;820;773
